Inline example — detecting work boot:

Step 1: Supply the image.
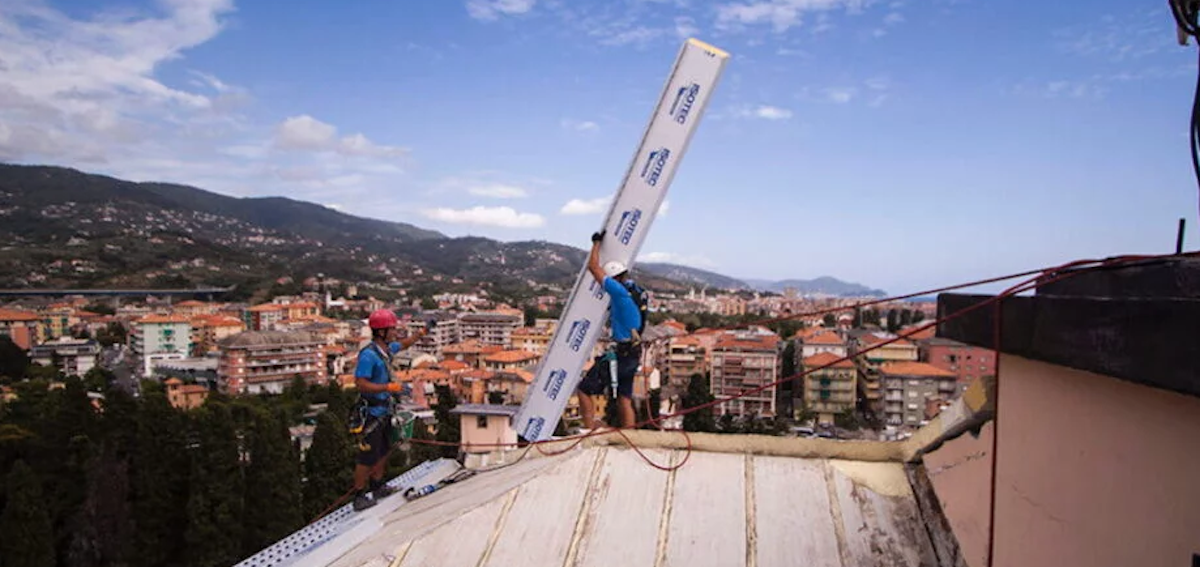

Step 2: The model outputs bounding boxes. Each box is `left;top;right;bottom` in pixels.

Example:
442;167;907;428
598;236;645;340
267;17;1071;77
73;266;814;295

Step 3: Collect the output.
353;491;377;511
372;479;398;500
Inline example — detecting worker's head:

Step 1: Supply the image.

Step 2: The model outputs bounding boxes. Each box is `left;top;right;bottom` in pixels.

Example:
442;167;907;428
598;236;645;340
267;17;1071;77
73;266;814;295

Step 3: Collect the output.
603;260;629;283
367;308;399;341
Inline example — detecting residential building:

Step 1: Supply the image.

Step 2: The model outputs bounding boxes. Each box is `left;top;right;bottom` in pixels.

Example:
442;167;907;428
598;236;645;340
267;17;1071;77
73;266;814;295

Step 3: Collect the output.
486;370;534;404
458;312;522;348
511;326;553;355
799;352;857;425
852;331;919;415
29;337;100;377
879;361;957;427
191;315;246;355
132;315;192;377
799;330;848;359
164;377;209;410
0;308;41;350
39;305;74;340
918;337;995;395
482;349;541;373
172;300;215;317
284;301;321;320
449;404;519;454
710;330;781;417
245;303;285;331
664;336;706;398
218;330;326;395
442;339;501;368
407;312;460;357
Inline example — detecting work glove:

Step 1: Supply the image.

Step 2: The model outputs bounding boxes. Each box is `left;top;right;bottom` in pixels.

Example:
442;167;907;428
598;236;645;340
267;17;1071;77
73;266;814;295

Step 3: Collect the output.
387;382;403;393
591;230;605;243
424;318;437;332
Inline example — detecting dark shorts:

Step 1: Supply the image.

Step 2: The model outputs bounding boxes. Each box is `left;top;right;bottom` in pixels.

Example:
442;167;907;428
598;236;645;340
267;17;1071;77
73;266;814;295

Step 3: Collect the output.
578;347;640;399
356;416;394;467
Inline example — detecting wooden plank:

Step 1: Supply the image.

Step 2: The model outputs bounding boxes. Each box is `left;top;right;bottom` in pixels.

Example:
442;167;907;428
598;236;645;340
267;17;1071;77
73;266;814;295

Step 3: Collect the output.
754;456;842;567
482;449;600;567
571;448;673;567
398;492;508;567
829;461;936;567
662;451;746;567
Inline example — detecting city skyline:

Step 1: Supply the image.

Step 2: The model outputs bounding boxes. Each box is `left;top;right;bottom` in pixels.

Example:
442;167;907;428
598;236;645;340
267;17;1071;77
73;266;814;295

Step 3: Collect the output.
1;0;1197;295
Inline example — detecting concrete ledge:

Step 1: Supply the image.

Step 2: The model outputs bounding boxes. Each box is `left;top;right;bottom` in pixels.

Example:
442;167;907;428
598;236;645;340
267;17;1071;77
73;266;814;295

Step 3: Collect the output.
937;293;1200;398
1035;257;1200;299
580;429;909;462
902;375;994;463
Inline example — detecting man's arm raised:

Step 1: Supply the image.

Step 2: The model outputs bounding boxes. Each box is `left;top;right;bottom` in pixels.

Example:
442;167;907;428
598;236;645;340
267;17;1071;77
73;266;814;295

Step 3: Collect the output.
588;231;606;284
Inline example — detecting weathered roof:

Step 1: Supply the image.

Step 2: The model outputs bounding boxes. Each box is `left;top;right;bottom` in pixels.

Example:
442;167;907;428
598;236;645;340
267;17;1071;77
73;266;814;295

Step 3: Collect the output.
274;432;941;567
218;330;324;348
805;331;846;345
803;351;855;369
880;361;956;378
448;404;520;417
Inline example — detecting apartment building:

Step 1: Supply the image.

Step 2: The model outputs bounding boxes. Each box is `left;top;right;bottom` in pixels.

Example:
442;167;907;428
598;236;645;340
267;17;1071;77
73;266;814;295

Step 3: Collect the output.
879;361;957;428
172;300;216;317
191;315;246;355
511;326;553;355
30;337;100;377
665;335;707;397
39;305;75;340
851;331;919;414
407;312;460;357
799;330;848;359
458;312;522;348
482;349;541;373
918;337;995;395
132;314;192;377
245;303;285;331
710;330;781;418
798;352;857;425
443;339;502;369
0;308;41;350
217;330;326;395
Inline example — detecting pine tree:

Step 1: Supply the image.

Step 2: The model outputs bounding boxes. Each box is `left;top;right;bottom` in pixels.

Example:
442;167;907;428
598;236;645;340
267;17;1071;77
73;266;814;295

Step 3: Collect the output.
242;409;304;557
681;374;716;433
65;442;133;567
302;411;352;521
184;402;245;567
131;393;189;567
44;377;97;557
0;460;55;567
432;385;459;459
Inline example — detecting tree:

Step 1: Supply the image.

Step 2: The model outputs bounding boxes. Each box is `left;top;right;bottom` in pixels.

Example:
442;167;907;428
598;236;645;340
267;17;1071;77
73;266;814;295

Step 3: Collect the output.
184;403;245;567
780;342;796;389
886;309;899;333
83;367;115;393
913;310;926;324
1;460;56;567
822;313;836;328
65;442;133;567
302;411;352;521
432;385;459;459
487;391;505;405
83;302;116;316
0;336;29;380
834;407;861;431
900;309;913;327
680;374;716;433
851;308;862;329
131;393;189;567
421;297;437;310
95;323;127;348
242;409;303;557
1;461;56;567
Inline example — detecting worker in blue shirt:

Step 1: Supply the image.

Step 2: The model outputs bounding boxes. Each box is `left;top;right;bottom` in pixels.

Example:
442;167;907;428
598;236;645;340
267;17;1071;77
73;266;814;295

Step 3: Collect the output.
351;308;426;511
576;230;642;429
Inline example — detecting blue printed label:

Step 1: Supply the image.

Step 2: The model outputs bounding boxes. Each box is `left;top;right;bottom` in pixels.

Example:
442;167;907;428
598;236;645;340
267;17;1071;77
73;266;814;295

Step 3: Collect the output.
588;280;605;300
615;208;643;245
567;319;591;351
523;417;545;440
544;368;567;401
640;148;670;187
669;83;700;124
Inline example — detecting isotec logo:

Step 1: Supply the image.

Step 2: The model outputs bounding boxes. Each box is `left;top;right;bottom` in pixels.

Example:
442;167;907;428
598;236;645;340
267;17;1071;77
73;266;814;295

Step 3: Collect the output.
567;319;591;351
615;208;643;245
523;417;545;440
544;368;568;401
641;148;670;187
588;280;605;300
669;83;700;124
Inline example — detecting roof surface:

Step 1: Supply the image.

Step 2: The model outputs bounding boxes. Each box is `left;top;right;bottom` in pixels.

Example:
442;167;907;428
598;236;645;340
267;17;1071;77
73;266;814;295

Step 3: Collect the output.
803;352;855;369
311;437;938;567
880;361;957;378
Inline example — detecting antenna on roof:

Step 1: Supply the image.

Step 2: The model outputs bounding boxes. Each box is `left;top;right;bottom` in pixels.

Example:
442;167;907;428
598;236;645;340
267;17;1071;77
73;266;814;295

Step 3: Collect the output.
1177;218;1187;255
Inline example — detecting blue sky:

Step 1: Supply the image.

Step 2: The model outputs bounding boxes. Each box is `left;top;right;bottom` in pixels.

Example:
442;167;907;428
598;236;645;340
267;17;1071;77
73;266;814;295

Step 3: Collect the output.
1;0;1196;294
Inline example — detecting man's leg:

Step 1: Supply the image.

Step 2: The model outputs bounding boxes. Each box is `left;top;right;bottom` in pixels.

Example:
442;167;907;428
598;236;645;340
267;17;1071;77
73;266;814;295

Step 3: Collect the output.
577;361;604;429
618;396;636;428
579;393;597;429
616;350;639;429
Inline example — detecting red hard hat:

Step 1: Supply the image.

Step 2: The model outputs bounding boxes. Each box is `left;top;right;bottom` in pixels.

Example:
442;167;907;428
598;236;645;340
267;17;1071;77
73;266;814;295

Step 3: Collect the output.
368;309;398;330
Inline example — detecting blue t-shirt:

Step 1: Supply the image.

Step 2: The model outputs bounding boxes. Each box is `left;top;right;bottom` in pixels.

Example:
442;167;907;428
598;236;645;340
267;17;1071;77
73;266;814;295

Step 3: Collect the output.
355;345;392;418
603;277;642;342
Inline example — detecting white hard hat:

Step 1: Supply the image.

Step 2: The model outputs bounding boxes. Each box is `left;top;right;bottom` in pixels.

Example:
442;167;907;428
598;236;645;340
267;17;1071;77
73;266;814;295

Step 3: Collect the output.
603;260;628;278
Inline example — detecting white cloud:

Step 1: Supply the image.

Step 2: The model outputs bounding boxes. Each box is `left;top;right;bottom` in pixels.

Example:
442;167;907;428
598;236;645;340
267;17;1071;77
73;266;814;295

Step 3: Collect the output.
675;16;699;38
468;184;530;198
561;119;600;132
467;0;536;21
658;199;670;217
715;0;865;33
823;87;857;104
0;0;236;162
883;12;904;25
640;251;718;268
273;115;406;158
421;205;546;228
732;104;793;120
560;197;611;215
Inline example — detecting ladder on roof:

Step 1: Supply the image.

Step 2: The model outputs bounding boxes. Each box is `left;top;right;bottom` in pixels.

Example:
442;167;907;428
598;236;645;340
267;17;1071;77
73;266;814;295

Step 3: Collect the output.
513;38;730;441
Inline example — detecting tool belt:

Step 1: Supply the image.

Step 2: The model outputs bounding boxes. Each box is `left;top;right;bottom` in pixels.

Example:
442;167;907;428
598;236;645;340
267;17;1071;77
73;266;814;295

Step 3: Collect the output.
613;340;641;358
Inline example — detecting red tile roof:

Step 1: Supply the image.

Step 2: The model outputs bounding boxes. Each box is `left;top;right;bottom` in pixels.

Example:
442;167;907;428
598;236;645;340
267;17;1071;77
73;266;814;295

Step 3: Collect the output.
0;308;39;322
138;314;190;324
880;361;956;378
802;352;854;369
805;331;845;345
714;334;779;351
483;350;540;364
